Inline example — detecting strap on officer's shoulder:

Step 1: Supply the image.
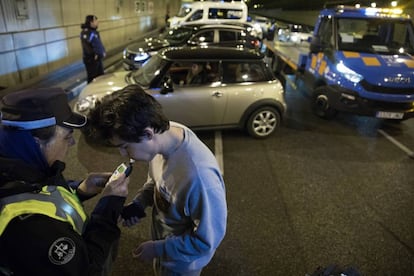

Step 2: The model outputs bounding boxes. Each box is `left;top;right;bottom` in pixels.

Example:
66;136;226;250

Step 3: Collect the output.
0;181;42;199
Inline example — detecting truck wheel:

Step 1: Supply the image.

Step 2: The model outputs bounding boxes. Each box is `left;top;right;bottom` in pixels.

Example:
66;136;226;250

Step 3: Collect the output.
312;87;337;119
246;107;281;138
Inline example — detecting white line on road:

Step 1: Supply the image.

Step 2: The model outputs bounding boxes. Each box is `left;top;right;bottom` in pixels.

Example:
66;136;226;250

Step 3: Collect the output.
214;131;224;175
378;129;414;159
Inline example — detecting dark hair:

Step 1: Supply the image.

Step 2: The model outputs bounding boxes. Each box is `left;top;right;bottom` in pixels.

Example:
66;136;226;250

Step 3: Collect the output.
87;84;170;144
84;15;97;26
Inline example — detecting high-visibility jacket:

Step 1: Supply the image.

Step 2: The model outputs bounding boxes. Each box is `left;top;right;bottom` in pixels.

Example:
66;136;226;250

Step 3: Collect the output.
0;185;87;236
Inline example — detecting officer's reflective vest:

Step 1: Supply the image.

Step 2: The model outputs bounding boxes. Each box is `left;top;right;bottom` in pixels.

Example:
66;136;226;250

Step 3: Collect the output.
0;185;87;236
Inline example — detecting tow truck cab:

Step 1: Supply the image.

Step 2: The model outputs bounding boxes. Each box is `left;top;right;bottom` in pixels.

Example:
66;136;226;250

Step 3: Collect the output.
301;6;414;120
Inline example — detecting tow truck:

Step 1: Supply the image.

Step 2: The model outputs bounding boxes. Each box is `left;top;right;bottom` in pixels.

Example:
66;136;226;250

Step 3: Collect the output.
264;5;414;120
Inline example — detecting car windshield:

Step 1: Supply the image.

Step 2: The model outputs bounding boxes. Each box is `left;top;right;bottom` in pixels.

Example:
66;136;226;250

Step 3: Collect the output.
177;6;192;18
337;18;414;55
131;55;167;86
161;27;194;44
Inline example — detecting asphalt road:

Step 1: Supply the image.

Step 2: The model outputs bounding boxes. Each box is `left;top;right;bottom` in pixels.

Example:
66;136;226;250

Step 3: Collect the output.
64;76;414;275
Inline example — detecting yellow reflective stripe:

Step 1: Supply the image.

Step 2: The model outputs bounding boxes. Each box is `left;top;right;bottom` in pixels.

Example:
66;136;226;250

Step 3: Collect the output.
0;200;59;235
362;57;381;66
57;186;87;222
343;51;360;58
0;186;87;235
403;59;414;68
311;55;317;69
318;60;327;75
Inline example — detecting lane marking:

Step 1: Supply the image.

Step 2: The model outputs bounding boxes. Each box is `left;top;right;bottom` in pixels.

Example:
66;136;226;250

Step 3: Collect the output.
378;129;414;159
214;131;224;175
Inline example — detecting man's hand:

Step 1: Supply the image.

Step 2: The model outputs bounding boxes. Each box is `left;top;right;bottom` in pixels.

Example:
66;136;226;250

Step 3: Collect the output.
132;241;162;262
120;200;146;227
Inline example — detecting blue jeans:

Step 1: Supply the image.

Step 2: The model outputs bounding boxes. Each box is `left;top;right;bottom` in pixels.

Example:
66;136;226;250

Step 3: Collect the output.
153;258;202;276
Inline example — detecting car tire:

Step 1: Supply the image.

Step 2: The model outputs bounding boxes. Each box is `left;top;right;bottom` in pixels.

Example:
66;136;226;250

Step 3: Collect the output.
246;106;281;138
312;87;337;119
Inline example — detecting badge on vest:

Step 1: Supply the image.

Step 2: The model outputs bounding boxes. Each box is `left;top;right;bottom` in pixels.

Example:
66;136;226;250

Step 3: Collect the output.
48;237;76;265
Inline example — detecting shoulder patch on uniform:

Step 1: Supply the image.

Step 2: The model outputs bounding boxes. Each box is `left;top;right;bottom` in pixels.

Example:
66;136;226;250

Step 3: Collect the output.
48;237;76;265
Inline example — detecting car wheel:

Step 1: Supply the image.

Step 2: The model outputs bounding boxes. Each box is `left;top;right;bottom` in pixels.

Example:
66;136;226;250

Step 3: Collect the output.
312;86;337;119
246;107;281;138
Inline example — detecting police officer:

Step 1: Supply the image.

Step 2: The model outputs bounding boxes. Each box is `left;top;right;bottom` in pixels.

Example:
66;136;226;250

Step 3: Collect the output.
0;88;129;275
80;15;106;83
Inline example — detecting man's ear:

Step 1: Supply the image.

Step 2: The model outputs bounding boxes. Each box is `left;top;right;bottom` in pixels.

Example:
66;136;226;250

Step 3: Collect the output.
143;128;154;140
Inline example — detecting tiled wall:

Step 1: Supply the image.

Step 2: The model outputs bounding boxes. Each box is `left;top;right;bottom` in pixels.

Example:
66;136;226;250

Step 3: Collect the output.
0;0;180;89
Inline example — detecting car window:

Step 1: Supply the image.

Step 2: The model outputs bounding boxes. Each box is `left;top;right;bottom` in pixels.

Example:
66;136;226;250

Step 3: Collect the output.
222;61;267;83
188;10;203;22
166;61;219;86
219;30;237;42
163;27;194;44
191;30;214;44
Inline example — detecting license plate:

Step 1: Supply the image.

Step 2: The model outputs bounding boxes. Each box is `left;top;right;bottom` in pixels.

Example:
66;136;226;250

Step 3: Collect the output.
376;111;404;119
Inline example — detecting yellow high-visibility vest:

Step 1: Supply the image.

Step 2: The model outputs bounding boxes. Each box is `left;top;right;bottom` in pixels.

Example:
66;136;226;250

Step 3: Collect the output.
0;185;87;235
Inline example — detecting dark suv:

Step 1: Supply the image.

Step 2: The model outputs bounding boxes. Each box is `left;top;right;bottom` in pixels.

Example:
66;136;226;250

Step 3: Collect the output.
77;47;285;138
122;24;261;70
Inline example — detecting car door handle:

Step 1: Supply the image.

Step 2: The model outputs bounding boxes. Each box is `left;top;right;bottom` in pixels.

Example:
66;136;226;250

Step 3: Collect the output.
212;91;223;97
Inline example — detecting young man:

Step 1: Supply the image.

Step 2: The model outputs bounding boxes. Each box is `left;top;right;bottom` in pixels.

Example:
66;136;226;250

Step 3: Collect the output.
80;15;106;83
0;88;129;275
86;84;227;276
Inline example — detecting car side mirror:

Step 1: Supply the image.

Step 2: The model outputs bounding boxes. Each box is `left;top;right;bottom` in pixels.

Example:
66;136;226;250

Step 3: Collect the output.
309;35;323;53
160;77;174;94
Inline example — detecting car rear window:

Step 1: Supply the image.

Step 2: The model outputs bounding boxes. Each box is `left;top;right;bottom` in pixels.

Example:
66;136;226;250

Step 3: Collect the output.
222;61;268;83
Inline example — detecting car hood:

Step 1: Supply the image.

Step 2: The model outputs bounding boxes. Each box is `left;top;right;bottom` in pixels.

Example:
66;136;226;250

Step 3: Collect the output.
80;71;129;99
337;51;414;87
126;38;170;53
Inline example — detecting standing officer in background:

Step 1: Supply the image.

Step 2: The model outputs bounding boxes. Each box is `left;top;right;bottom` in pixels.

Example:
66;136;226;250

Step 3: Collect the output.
81;15;106;83
0;88;129;275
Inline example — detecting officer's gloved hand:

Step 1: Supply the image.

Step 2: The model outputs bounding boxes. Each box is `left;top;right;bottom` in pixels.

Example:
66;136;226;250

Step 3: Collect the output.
121;200;146;227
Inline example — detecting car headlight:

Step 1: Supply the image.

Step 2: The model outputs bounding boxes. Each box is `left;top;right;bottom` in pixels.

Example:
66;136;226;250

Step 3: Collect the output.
336;62;363;83
76;95;97;113
134;52;150;62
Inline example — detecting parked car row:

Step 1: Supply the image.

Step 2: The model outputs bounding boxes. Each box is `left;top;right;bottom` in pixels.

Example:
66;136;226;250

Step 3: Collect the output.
123;23;261;70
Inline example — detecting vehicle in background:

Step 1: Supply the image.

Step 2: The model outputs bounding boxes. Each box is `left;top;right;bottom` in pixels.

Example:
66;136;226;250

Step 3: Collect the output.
276;25;291;42
251;15;271;37
288;24;313;43
169;1;248;27
78;47;286;138
123;24;261;70
264;5;414;121
274;24;312;43
219;21;263;40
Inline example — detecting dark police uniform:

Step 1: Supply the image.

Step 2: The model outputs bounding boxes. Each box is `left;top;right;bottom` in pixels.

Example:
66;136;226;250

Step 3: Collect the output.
80;23;106;83
0;159;124;275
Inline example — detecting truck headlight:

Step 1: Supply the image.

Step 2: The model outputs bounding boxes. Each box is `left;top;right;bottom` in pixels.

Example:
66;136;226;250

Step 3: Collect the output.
76;95;97;113
336;62;363;83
